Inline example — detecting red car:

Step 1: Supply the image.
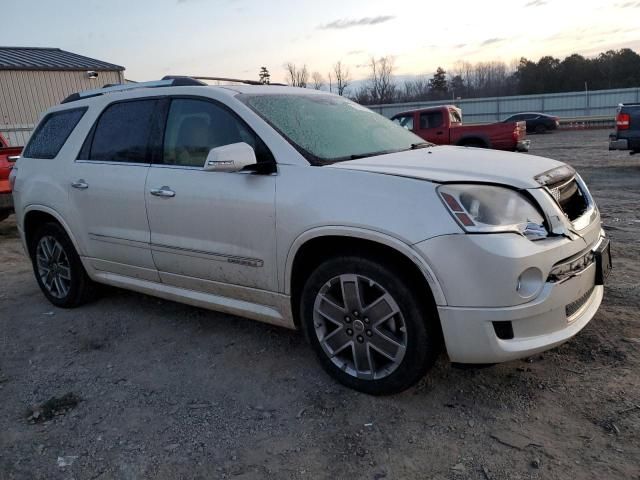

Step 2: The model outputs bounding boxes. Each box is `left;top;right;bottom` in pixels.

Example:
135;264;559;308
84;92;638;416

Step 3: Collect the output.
0;133;22;221
391;105;530;152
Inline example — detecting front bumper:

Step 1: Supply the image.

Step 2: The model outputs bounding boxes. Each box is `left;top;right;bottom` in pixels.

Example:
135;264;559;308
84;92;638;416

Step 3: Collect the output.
414;225;606;363
516;139;531;152
437;264;602;363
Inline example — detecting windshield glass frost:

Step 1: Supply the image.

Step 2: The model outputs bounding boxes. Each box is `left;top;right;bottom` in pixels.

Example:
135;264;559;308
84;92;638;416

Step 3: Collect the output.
239;93;425;164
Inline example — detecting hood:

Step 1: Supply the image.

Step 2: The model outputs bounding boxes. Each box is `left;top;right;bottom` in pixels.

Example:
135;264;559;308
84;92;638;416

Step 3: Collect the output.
327;145;565;189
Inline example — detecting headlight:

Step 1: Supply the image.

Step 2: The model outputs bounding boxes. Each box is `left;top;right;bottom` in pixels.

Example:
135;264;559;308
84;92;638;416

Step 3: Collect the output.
438;184;548;240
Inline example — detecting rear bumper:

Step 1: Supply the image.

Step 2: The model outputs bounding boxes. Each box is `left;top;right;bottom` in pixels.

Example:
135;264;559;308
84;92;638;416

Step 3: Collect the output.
0;191;13;212
516;139;530;152
609;138;628;150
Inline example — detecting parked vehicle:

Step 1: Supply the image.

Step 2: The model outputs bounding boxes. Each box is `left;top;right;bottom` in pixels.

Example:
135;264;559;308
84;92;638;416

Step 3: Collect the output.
609;103;640;154
391;105;530;152
0;133;22;221
12;78;610;395
503;112;559;134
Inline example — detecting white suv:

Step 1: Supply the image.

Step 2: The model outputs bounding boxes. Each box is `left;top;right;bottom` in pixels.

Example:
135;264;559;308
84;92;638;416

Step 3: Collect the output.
11;78;611;395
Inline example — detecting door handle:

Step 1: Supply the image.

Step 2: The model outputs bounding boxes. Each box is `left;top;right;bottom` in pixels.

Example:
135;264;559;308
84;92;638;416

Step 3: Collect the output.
436;131;444;135
71;180;89;189
150;186;176;198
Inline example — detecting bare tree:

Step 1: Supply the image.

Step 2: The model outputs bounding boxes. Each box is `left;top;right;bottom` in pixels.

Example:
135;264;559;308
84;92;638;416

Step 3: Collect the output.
333;61;351;96
284;63;309;87
367;56;396;104
311;71;325;90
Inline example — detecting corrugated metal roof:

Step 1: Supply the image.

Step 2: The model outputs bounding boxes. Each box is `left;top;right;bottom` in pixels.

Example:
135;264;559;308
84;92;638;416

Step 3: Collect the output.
0;47;124;71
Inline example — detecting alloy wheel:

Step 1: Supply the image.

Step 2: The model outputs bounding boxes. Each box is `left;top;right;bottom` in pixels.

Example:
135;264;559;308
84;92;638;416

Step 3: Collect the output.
36;235;71;299
313;273;407;380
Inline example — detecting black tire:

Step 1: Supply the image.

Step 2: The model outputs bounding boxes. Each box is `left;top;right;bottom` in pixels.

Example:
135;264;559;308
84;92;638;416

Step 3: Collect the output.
29;222;96;308
300;255;441;395
0;210;10;222
460;140;487;148
535;124;547;134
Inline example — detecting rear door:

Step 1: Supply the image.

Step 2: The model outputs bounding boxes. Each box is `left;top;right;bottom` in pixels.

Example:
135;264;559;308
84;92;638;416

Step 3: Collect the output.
417;110;447;144
144;96;278;293
67;98;159;281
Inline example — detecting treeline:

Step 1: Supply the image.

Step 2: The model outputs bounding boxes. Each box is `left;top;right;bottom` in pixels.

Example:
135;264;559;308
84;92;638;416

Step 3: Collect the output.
275;48;640;105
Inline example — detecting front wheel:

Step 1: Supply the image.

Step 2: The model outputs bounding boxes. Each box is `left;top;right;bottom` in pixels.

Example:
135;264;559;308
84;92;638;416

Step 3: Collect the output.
29;222;96;308
300;256;441;395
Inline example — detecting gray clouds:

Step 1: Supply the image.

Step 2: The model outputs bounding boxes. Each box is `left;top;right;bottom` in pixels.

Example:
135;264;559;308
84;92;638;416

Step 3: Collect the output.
318;16;395;30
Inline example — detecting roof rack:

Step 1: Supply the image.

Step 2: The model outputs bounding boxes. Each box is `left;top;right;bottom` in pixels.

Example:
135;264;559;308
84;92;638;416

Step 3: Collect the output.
163;75;287;86
60;75;285;104
61;77;206;103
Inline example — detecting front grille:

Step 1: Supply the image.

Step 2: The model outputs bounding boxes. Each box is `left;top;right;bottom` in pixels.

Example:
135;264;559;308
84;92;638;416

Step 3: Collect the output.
548;177;589;221
565;286;595;320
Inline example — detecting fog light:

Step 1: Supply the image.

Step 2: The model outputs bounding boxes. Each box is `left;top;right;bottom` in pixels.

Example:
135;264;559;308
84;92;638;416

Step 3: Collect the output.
516;267;543;298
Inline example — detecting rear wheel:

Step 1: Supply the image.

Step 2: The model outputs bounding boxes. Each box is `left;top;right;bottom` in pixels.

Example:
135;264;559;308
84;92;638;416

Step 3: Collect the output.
300;256;441;395
460;139;487;148
29;222;96;308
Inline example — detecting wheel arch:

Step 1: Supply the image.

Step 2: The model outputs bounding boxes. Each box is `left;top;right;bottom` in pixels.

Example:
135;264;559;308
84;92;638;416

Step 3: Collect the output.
22;205;82;255
285;227;446;326
456;135;491;148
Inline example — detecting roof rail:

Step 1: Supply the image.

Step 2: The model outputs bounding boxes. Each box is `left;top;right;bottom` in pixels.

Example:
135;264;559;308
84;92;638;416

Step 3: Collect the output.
162;75;287;86
60;77;207;104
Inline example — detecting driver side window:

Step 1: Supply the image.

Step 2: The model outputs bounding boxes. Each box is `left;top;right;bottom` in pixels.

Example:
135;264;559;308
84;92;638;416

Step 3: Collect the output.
163;99;269;167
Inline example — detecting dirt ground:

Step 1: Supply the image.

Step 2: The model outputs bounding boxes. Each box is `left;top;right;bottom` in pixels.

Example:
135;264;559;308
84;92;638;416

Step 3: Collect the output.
1;129;639;480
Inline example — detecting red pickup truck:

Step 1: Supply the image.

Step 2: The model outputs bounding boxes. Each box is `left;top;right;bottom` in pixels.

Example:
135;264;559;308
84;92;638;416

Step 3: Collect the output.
0;133;22;221
391;105;530;152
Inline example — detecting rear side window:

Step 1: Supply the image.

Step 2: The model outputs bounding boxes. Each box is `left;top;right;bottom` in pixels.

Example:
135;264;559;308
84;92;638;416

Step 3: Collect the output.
23;108;86;159
86;99;157;163
419;111;444;129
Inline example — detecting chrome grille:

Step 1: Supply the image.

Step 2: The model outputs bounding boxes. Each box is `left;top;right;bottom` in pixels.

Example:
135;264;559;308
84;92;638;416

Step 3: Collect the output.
566;286;595;320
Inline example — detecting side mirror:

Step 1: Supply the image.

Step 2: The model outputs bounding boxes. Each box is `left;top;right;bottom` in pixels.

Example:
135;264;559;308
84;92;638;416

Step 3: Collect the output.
203;142;257;173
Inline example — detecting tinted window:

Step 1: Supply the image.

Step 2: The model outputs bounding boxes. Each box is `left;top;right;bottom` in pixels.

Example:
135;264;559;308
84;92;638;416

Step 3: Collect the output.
162;98;269;167
23;108;86;159
419;111;444;129
392;114;414;130
88;100;157;163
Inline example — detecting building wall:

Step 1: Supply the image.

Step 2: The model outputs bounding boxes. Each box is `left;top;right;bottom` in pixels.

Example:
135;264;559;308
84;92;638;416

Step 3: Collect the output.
0;69;124;146
368;87;640;123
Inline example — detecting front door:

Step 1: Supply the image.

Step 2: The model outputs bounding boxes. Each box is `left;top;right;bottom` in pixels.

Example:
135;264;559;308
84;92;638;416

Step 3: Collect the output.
145;97;277;293
68;98;159;281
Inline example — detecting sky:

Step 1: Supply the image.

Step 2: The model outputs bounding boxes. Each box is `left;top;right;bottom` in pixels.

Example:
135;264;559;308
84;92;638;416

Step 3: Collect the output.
3;0;640;86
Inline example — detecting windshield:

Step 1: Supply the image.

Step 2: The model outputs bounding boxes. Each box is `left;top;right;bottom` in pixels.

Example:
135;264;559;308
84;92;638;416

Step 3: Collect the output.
239;93;429;164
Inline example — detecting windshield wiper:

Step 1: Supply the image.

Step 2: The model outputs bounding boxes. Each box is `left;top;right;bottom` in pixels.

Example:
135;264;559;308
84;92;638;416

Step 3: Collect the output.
411;142;433;149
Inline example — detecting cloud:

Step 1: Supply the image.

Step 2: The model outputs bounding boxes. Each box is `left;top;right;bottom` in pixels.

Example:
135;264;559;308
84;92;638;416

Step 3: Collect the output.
616;1;640;6
525;0;547;6
347;49;365;56
454;43;467;48
481;38;505;46
318;16;395;30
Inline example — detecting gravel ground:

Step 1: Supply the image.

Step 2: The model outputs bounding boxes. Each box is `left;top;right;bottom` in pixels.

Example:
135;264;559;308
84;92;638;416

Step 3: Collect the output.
1;129;639;480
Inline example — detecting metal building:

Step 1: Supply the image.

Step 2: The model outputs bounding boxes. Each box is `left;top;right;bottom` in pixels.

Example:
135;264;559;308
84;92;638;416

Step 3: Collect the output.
0;47;125;146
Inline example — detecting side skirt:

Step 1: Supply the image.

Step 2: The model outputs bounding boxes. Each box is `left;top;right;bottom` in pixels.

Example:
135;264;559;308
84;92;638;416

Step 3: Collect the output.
83;258;295;329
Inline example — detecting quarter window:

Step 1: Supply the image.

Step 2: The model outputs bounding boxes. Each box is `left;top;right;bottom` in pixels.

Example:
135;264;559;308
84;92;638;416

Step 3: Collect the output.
162;99;267;167
23;108;87;159
87;99;157;163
